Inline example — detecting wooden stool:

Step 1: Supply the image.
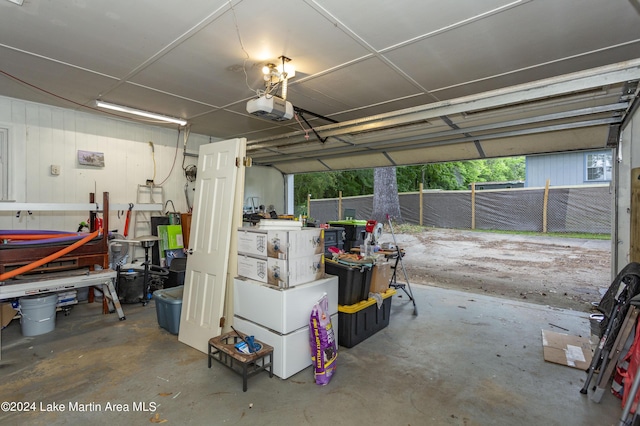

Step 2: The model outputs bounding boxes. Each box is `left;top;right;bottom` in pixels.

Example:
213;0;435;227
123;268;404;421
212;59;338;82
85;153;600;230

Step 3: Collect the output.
207;331;274;392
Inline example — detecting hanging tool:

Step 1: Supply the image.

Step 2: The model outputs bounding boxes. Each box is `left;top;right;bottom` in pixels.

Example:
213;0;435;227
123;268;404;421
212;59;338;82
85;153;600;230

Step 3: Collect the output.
123;203;134;237
386;214;418;316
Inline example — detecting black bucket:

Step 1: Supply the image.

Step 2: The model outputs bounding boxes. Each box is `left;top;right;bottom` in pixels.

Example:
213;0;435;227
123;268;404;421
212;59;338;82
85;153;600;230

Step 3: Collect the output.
117;266;168;303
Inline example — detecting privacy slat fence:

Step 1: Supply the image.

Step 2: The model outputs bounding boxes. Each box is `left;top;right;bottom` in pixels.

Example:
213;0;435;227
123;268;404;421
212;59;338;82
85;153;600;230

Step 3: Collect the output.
308;184;611;234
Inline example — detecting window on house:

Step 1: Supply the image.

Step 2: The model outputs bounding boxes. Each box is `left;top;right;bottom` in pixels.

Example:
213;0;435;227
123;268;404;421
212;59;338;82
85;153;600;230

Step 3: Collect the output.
585;152;612;182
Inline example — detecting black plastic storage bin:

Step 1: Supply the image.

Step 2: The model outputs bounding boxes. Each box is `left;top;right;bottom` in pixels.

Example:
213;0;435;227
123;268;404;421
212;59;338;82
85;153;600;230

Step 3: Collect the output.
338;289;395;348
323;227;345;256
166;257;187;288
325;259;373;305
342;225;366;252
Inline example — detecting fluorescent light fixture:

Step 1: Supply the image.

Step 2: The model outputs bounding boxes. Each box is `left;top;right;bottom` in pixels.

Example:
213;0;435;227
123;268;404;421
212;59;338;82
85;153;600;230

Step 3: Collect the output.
95;100;187;126
5;0;24;5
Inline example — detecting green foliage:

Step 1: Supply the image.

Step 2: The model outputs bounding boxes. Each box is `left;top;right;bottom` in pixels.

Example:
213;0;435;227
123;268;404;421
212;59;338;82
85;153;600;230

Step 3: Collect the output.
293;157;526;204
294;169;373;206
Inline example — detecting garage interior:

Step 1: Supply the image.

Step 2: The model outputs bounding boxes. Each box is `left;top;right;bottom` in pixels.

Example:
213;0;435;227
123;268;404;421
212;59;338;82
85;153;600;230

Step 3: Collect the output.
1;1;640;425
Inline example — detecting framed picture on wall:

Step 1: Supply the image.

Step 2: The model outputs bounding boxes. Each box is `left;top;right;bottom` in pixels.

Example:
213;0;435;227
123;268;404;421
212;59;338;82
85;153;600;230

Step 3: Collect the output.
77;150;105;167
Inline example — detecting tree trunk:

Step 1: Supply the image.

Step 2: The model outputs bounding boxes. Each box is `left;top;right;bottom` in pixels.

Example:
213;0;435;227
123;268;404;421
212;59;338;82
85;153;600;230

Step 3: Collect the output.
372;166;402;223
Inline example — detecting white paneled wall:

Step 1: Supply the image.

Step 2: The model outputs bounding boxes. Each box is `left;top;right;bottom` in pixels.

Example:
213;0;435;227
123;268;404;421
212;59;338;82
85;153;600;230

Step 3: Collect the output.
0;96;210;233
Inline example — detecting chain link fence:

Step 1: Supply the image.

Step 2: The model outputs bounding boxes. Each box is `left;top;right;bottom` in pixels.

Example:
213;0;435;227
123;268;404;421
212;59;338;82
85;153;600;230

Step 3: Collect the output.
309;184;612;234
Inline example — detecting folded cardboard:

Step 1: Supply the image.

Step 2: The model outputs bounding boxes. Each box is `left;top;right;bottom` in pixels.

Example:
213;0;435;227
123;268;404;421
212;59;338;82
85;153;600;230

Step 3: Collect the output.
237;254;325;288
237;228;324;259
541;329;593;370
1;303;17;328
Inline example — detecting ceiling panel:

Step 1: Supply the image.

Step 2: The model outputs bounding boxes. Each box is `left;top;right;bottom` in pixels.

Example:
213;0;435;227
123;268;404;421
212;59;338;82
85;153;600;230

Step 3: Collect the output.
289;57;424;115
314;0;518;51
384;0;640;96
101;83;215;122
433;43;640;100
0;46;119;109
130;0;371;107
0;0;229;78
0;0;638;172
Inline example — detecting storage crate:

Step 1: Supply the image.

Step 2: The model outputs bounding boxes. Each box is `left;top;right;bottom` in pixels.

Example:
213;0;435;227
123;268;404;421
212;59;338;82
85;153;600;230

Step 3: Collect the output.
153;285;183;335
328;221;366;252
338;289;395;348
323;227;345;256
237;254;325;288
237;227;324;260
325;259;373;305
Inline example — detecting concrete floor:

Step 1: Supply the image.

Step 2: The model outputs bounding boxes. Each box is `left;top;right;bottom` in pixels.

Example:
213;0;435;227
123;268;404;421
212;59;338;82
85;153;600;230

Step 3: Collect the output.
0;284;625;426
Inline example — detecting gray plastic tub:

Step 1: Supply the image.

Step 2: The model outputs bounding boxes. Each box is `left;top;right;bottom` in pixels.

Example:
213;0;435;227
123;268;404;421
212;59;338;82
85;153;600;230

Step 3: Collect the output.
153;285;183;335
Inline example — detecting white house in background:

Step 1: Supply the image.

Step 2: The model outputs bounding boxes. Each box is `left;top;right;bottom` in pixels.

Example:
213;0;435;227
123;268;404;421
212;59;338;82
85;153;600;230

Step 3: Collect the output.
524;149;613;187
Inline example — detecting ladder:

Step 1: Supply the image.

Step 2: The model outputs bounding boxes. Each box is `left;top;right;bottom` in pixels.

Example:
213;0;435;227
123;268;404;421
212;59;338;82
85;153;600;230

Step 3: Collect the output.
101;279;126;320
133;184;164;238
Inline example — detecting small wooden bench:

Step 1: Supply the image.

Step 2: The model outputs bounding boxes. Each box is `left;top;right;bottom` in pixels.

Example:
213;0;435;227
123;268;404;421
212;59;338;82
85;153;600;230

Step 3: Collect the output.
207;331;274;392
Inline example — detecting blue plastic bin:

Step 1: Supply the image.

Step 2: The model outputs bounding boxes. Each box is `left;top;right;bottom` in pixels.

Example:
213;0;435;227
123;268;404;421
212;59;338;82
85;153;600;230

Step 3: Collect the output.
153;285;183;335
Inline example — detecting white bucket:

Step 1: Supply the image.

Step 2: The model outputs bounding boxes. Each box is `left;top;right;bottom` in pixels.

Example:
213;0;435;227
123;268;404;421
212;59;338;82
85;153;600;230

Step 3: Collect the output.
19;293;58;337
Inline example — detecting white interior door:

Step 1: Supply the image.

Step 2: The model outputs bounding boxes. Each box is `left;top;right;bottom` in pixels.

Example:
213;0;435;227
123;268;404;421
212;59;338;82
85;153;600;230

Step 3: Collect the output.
178;138;245;353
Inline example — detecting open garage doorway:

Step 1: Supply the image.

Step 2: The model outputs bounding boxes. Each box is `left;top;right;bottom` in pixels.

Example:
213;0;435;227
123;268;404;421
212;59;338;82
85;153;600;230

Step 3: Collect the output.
390;227;610;311
302;157;614;312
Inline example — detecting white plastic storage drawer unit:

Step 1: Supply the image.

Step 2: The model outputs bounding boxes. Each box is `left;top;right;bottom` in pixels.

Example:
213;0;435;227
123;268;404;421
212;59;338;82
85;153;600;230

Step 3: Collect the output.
233;275;338;334
233;314;338;380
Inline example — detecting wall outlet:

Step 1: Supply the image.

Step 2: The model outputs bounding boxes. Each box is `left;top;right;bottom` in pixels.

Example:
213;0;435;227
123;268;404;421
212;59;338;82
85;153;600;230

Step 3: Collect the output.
51;165;61;175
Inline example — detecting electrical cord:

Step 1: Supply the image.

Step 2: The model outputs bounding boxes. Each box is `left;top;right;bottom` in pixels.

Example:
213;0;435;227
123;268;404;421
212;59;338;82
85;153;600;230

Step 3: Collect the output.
157;127;184;187
148;141;157;183
228;0;260;97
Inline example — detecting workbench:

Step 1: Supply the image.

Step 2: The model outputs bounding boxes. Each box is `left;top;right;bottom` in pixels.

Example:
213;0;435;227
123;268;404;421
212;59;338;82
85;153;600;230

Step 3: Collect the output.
0;268;117;300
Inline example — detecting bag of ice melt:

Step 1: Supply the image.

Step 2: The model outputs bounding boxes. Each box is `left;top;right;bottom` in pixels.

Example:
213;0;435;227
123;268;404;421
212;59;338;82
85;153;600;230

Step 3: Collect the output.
309;294;337;385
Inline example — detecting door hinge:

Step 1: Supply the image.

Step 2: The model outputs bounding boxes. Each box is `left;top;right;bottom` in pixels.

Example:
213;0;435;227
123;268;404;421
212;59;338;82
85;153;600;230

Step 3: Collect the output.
236;157;252;167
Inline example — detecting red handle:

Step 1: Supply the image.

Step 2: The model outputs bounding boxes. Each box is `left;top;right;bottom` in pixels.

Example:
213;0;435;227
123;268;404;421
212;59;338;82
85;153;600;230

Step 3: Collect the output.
124;210;132;237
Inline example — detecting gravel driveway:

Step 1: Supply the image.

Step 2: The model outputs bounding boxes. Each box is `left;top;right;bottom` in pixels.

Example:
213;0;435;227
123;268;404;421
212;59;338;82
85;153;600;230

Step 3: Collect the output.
384;228;611;312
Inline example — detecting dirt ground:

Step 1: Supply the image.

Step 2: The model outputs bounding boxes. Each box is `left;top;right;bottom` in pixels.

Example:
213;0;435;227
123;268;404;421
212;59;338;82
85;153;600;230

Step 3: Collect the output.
385;228;611;312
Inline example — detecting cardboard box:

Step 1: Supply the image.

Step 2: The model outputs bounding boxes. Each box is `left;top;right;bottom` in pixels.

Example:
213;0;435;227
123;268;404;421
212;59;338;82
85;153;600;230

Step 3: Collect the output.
1;303;17;328
370;262;391;294
541;329;593;370
157;224;184;266
237;254;325;288
158;224;184;250
237;228;324;260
